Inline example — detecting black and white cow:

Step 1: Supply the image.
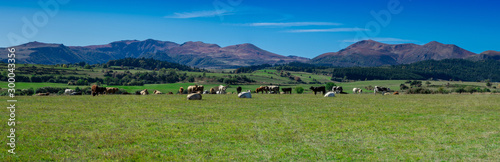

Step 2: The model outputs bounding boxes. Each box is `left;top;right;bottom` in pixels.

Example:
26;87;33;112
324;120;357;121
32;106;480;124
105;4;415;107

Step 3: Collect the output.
332;86;343;94
374;86;390;95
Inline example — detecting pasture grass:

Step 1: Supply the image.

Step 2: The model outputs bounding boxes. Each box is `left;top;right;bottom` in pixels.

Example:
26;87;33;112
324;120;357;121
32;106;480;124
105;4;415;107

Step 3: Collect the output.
1;94;499;161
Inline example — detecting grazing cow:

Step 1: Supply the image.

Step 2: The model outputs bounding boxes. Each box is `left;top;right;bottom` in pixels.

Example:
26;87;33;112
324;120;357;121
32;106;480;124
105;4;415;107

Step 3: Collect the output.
91;85;106;96
324;92;335;97
393;91;399;95
36;92;50;96
153;90;162;94
353;88;363;94
255;86;267;94
187;93;202;100
236;86;242;93
70;92;82;95
238;90;252;98
332;86;343;94
64;89;74;95
106;87;119;94
140;89;149;95
179;87;184;94
282;87;292;94
167;92;174;95
374;86;390;95
268;86;280;94
309;86;326;95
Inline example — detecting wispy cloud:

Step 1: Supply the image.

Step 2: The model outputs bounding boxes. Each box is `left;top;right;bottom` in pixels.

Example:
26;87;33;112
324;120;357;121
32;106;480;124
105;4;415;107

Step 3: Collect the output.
342;37;416;43
246;22;342;27
285;28;368;33
165;10;232;19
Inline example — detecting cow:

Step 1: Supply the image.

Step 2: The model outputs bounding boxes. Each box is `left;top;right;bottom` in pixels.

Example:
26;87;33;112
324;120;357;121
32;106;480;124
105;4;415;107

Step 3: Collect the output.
324;92;335;97
236;86;242;94
187;93;202;100
153;90;162;94
256;86;267;94
36;92;50;96
70;92;82;95
167;92;174;95
106;87;119;94
282;87;292;94
310;86;326;95
332;86;343;94
64;89;74;95
268;86;280;94
238;90;252;98
188;85;204;93
211;85;227;94
374;86;390;95
393;91;399;95
91;85;106;96
203;90;210;94
353;88;363;94
140;89;149;95
179;87;184;94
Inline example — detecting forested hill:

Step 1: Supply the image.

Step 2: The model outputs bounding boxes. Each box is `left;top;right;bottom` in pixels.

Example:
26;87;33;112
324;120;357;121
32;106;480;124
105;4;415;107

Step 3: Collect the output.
105;58;202;72
271;59;500;82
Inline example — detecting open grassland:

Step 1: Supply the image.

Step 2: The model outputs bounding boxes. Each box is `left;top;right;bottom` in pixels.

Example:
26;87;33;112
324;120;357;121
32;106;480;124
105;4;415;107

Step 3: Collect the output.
1;94;499;161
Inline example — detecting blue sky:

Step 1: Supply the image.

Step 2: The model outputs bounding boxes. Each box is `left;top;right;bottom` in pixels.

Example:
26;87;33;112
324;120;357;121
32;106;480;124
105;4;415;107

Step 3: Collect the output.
1;0;499;58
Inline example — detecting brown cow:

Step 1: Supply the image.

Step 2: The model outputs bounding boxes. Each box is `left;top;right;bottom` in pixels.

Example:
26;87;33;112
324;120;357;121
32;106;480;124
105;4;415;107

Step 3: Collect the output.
179;87;184;94
256;86;268;94
140;89;149;95
91;85;106;96
187;85;204;93
393;91;399;95
210;88;216;94
106;87;119;94
167;92;174;95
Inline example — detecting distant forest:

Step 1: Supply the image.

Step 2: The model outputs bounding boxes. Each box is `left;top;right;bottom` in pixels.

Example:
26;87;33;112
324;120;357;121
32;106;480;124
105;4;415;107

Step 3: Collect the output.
236;59;500;82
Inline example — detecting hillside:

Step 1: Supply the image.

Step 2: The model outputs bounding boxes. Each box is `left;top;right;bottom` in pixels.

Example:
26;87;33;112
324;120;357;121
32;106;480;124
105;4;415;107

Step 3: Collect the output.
312;40;477;67
0;39;309;68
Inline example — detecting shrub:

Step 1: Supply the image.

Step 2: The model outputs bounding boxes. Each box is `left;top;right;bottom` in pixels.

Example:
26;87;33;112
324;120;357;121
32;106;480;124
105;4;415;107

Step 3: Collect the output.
325;82;337;92
296;87;304;94
406;87;433;94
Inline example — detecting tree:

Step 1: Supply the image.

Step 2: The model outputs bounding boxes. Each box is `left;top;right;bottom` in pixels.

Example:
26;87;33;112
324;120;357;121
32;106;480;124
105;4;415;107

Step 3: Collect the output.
325;82;337;91
84;64;91;69
486;80;492;87
425;81;431;86
295;87;304;94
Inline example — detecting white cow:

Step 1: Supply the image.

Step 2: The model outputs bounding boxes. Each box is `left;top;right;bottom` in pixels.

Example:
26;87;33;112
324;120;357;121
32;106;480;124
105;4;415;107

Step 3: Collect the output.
238;90;252;98
353;88;362;94
324;92;335;97
64;89;74;95
217;85;227;94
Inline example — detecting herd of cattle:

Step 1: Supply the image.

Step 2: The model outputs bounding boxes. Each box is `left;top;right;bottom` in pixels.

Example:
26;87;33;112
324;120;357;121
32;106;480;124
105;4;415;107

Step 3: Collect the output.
36;84;395;98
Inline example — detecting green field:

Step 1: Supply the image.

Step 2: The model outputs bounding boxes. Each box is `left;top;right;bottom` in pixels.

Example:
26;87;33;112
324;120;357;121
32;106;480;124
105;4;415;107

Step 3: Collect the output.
1;94;499;160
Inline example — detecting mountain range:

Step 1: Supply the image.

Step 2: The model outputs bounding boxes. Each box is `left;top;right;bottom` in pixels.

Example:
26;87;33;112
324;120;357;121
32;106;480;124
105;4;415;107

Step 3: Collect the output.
1;39;498;68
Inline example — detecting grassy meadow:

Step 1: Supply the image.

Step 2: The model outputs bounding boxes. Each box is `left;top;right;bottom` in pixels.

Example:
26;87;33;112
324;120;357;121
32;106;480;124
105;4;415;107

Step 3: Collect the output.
1;93;499;161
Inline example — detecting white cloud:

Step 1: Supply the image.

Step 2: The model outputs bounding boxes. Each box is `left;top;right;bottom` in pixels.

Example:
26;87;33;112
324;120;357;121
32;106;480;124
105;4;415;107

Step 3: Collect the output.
285;28;368;33
165;10;232;19
247;22;342;27
342;37;416;43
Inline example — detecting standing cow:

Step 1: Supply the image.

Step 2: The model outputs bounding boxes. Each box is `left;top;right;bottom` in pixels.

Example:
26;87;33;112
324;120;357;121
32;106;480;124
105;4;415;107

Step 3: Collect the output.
310;86;326;95
332;86;343;94
179;87;184;94
268;86;280;94
236;86;242;94
374;86;390;95
353;88;362;94
282;87;292;94
91;85;106;96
